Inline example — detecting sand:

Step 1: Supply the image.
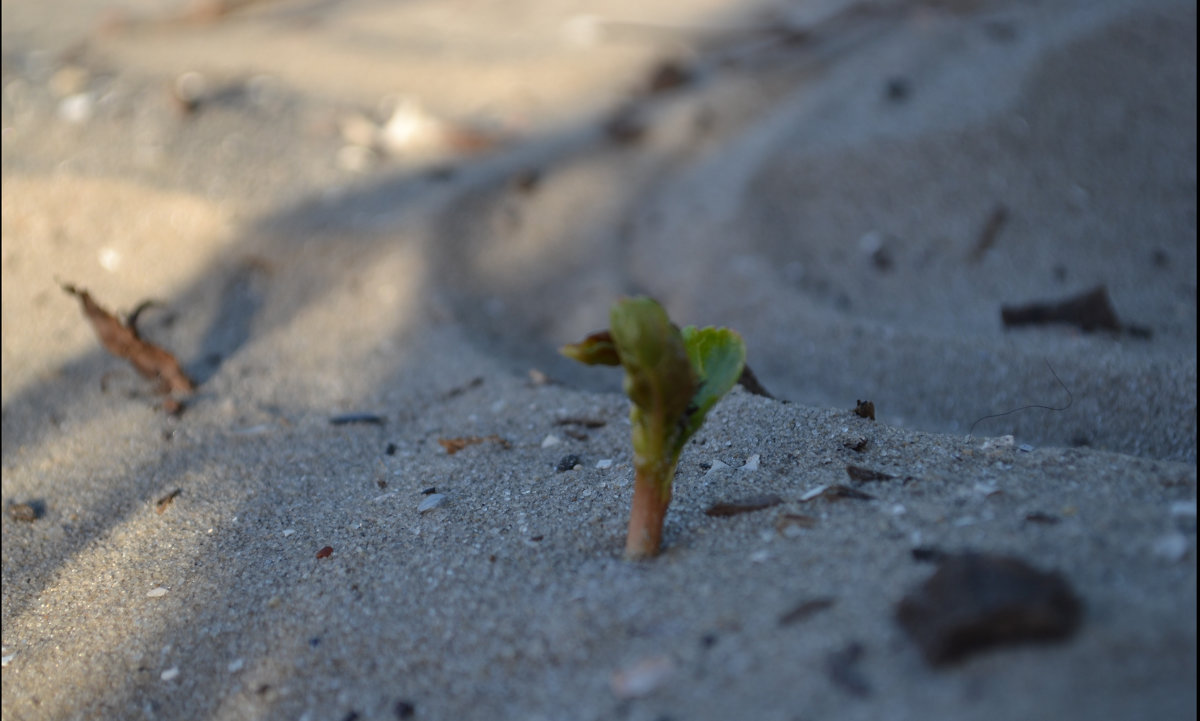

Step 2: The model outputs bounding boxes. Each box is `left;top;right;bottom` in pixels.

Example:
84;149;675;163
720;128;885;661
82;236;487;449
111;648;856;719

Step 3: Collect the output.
2;0;1195;719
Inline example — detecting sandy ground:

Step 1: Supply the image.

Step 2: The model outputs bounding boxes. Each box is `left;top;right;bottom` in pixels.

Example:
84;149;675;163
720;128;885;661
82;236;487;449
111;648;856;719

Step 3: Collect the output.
2;0;1196;719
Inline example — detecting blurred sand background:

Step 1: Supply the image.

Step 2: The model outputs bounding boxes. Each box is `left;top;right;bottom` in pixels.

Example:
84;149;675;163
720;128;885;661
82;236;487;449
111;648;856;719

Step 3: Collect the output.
2;0;1196;719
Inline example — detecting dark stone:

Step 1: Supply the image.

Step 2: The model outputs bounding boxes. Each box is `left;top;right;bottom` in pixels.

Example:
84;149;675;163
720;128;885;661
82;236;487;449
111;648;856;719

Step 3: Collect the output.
556;454;582;472
896;553;1082;665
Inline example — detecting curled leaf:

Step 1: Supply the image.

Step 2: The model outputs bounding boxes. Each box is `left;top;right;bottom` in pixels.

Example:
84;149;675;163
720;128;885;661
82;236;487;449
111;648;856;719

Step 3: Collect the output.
62;283;195;405
559;329;621;366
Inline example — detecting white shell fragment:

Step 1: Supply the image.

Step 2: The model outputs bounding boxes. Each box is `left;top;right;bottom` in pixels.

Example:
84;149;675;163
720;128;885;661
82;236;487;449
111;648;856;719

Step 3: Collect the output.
610;655;675;698
740;454;761;471
704;459;731;478
595;459;613;470
227;658;244;673
541;434;562;448
161;667;180;681
418;494;446;513
146;587;169;598
800;485;829;502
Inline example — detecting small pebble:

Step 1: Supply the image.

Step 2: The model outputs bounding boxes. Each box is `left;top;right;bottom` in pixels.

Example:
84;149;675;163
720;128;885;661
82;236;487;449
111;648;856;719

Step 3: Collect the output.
595;459;613;469
740;454;760;471
541;434;562;448
161;667;180;681
1151;532;1189;562
58;93;93;123
610;655;675;698
228;658;244;673
146;587;169;598
418;494;446;513
1;654;15;667
556;454;582;472
282;529;296;537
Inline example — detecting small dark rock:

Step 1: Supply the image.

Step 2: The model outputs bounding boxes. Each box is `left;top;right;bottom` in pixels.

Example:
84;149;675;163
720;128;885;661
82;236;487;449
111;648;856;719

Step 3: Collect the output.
556;454;582;472
394;700;416;719
895;553;1083;666
385;443;398;456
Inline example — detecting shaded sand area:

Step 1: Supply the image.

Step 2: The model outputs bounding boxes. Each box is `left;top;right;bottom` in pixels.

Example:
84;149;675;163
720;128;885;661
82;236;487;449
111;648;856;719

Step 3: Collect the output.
2;0;1195;719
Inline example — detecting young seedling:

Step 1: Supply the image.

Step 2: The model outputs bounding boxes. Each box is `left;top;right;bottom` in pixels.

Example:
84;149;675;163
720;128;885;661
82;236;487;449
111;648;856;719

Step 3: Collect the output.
561;297;746;559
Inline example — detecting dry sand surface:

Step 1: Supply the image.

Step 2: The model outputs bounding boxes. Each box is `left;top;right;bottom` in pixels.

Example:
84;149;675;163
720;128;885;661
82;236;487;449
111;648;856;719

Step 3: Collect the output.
2;0;1196;719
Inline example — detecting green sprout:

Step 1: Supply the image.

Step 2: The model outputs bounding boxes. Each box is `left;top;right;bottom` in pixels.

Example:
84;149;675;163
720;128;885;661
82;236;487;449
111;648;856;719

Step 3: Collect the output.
561;297;746;559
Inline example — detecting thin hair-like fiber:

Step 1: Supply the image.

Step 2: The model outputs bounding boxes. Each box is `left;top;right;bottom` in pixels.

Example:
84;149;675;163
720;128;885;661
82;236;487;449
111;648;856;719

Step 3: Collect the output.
968;361;1073;437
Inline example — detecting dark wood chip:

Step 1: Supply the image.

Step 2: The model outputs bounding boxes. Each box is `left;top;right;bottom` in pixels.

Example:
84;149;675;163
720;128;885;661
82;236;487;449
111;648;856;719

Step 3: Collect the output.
1001;284;1123;333
441;376;484;400
737;364;776;399
854;400;876;420
329;413;386;426
845;465;896;482
6;501;42;523
155;488;182;514
895;553;1083;666
555;417;607;428
779;597;835;626
1023;512;1060;525
704;494;784;517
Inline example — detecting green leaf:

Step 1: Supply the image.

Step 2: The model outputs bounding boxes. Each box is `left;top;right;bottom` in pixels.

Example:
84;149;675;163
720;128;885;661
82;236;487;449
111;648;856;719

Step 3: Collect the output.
608;297;697;485
679;326;746;445
559;330;621;366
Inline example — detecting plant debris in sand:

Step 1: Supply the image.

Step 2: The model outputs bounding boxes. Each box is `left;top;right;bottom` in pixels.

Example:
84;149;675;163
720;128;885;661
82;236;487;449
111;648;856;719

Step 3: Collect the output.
61;282;195;413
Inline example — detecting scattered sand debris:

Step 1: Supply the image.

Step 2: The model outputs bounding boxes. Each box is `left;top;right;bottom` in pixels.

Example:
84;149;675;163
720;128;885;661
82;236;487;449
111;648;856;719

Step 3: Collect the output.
438;435;511;454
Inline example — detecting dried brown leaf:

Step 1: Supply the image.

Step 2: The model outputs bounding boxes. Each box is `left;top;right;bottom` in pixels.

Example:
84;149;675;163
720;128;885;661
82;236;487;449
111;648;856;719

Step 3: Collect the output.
438;434;512;455
62;283;195;403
